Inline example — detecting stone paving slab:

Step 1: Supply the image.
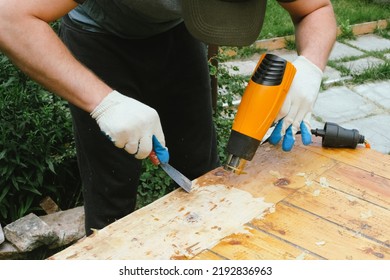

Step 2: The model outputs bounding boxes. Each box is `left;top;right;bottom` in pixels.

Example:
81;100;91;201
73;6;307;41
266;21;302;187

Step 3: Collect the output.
312;86;381;124
223;60;256;77
328;41;365;61
353;81;390;110
337;56;386;75
322;66;351;86
343;114;390;154
269;49;298;62
309;116;326;133
346;34;390;52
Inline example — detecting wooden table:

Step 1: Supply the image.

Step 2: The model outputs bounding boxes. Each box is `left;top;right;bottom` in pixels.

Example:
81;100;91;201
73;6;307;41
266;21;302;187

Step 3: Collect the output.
50;137;390;260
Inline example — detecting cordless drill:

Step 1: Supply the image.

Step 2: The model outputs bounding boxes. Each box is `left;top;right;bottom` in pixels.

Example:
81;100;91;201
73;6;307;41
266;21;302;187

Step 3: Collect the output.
225;53;296;174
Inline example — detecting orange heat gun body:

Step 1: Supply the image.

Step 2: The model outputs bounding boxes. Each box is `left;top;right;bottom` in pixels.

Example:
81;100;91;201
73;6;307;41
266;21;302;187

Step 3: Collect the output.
225;53;296;173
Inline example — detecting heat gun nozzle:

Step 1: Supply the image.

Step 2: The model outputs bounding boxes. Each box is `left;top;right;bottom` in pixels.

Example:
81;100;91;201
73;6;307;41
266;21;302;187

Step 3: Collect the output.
224;154;247;174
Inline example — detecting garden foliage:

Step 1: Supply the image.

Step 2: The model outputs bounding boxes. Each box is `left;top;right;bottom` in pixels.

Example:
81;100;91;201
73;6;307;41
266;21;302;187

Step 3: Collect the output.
0;54;81;223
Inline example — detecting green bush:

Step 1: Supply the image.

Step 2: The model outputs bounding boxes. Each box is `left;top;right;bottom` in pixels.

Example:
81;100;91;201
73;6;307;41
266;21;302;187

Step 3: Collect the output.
136;161;174;209
212;64;246;164
0;54;81;223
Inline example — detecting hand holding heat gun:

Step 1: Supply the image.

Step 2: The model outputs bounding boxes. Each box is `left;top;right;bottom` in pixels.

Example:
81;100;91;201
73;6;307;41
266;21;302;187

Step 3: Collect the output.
224;54;365;175
268;56;323;151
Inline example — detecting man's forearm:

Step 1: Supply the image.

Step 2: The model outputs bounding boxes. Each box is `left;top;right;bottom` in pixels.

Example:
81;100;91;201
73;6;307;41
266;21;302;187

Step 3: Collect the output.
0;2;111;112
294;4;337;70
279;0;337;71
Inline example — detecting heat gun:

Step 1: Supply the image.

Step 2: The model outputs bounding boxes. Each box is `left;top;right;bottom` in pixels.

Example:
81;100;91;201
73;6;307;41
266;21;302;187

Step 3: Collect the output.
225;53;296;174
224;54;368;174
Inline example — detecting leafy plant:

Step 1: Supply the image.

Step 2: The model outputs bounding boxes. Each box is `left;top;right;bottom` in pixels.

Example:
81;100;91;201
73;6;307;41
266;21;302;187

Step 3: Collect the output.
284;37;296;51
210;56;247;164
136;160;174;209
0;54;81;223
338;19;356;40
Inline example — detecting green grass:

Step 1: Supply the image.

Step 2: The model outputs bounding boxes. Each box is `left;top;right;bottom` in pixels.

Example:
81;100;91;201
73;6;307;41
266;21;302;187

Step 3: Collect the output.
350;60;390;84
331;0;390;26
259;0;390;39
222;0;390;60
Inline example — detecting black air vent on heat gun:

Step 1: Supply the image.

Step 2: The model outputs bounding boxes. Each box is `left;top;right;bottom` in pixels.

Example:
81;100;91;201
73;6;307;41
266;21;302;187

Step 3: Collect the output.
251;53;287;86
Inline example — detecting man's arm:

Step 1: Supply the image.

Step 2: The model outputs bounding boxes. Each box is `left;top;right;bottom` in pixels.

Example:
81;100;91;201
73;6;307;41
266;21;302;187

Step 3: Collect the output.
267;0;337;151
0;0;112;112
0;0;167;159
278;0;337;70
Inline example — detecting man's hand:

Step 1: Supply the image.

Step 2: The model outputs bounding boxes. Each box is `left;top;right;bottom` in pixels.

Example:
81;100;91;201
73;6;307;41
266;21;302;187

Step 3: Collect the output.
269;56;323;151
91;90;166;159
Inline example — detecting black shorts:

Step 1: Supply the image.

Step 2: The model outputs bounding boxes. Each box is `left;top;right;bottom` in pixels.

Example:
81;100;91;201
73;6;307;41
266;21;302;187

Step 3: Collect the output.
59;15;220;235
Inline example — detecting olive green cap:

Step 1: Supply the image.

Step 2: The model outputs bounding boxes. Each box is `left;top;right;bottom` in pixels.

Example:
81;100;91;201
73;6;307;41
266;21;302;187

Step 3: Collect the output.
182;0;267;46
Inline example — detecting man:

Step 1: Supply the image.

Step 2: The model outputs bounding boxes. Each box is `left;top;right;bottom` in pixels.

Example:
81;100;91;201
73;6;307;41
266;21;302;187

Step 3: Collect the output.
0;0;336;235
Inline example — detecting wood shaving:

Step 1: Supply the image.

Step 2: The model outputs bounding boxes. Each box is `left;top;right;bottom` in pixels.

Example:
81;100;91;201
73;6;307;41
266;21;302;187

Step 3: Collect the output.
269;170;282;179
315;240;326;246
295;252;306;260
319;177;330;188
346;195;358;202
313;189;321;196
296;172;314;187
360;210;373;219
305;180;313;187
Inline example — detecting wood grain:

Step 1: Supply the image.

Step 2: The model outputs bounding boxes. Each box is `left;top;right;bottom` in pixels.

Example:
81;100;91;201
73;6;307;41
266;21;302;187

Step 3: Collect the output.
50;137;390;260
284;181;390;245
198;227;320;260
250;203;389;260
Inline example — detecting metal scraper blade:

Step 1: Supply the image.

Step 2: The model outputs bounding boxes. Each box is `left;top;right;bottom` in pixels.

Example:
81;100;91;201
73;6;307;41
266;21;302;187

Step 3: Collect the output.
160;163;192;192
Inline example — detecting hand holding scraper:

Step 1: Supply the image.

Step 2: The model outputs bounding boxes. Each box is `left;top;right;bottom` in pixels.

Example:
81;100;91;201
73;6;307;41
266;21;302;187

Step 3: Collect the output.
149;135;192;192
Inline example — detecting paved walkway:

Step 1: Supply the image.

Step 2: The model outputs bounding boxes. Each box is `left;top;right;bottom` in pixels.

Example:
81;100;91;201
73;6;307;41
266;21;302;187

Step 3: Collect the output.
222;33;390;154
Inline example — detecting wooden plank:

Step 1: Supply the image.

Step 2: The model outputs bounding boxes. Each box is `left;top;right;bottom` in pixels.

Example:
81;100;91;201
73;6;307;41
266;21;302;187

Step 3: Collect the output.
250;203;390;260
299;139;390;180
50;136;389;260
191;250;225;260
285;178;390;245
316;163;390;209
198;227;320;260
198;143;337;204
49;184;274;260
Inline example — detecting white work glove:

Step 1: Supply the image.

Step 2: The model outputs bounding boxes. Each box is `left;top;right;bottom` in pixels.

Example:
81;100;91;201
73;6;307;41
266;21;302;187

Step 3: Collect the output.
91;90;165;159
269;55;323;151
